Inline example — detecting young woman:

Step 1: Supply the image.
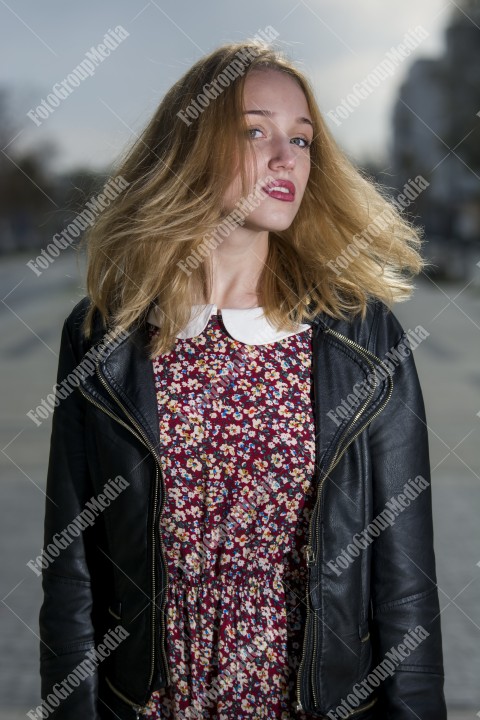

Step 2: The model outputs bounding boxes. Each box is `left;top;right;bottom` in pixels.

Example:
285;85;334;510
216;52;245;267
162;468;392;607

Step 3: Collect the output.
39;39;447;720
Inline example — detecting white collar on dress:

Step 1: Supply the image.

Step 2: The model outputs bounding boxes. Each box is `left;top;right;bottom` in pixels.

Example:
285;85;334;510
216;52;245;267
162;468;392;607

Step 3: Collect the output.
147;303;311;346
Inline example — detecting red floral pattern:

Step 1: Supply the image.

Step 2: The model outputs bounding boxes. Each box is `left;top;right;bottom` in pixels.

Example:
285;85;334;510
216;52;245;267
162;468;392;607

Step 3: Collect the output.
143;312;317;718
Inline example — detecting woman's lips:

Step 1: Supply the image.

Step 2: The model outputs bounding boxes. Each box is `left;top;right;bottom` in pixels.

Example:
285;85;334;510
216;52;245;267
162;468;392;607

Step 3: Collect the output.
262;180;296;202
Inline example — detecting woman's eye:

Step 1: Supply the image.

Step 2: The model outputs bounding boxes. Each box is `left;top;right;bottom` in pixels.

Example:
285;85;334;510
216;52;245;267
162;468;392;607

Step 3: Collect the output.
247;128;311;149
292;137;311;149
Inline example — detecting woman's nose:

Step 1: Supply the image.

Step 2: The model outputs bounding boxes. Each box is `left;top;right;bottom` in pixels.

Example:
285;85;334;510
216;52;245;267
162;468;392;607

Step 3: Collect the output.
268;136;296;169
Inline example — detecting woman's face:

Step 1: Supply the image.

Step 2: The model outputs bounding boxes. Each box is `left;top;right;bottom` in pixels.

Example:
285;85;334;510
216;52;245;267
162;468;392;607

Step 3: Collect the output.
222;68;313;232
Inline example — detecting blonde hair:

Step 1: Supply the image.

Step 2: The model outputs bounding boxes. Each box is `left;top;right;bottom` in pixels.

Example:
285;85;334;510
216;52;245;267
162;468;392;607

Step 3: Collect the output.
80;39;425;358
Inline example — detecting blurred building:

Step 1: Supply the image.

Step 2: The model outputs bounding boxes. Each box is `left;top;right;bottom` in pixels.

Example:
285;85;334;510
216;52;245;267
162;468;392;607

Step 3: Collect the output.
391;0;480;279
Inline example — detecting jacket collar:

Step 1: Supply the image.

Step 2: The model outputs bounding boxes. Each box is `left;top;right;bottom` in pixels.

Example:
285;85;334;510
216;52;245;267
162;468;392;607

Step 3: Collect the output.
146;303;311;345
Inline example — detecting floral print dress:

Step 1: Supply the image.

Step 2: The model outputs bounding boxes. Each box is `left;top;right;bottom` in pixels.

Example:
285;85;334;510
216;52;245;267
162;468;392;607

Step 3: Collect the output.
143;307;317;719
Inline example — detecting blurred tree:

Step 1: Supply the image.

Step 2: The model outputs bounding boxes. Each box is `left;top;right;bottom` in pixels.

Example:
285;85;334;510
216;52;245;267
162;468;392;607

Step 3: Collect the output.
0;86;109;254
0;86;59;252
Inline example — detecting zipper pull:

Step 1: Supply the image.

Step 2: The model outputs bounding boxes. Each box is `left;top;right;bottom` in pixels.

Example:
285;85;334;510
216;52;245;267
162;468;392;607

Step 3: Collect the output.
305;544;316;565
296;700;304;711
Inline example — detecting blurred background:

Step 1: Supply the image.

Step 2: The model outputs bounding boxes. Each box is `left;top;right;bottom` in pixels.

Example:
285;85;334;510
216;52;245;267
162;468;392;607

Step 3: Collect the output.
0;1;479;717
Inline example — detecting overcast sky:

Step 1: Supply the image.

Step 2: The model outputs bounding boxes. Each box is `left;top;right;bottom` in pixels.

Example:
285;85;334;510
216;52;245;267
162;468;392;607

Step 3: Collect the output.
1;0;456;175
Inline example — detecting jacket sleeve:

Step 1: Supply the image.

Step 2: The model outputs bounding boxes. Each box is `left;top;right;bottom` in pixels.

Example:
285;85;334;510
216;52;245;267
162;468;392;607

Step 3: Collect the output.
38;315;101;719
367;304;447;719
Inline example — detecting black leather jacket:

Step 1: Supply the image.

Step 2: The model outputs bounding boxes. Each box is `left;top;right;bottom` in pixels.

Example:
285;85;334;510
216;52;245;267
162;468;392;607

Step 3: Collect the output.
39;296;447;719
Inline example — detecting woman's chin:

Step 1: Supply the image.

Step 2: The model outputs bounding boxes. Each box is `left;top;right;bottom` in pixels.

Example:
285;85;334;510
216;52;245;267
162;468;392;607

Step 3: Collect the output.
244;213;298;233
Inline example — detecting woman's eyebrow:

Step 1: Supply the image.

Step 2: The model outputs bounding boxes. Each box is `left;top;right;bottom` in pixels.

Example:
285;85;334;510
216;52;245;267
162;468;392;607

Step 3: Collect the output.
243;109;313;128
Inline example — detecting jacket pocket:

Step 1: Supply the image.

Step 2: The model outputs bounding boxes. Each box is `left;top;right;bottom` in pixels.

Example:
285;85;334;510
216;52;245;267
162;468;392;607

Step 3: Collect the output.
358;619;373;678
108;600;123;620
313;625;377;713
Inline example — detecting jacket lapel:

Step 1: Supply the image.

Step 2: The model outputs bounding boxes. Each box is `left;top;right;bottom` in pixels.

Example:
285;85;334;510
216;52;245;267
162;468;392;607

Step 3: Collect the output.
78;307;389;472
80;321;162;457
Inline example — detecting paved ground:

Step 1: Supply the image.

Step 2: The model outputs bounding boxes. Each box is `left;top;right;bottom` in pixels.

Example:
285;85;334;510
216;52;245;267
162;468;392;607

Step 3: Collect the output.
0;249;478;716
394;272;480;715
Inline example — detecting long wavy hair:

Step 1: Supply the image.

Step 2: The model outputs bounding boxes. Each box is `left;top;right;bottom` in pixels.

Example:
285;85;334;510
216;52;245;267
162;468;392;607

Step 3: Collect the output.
80;39;425;357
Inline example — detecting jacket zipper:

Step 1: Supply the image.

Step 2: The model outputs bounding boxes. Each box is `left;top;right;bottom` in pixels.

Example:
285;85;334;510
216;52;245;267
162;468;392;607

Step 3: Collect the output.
105;677;147;718
93;365;172;688
296;328;394;712
77;367;171;715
